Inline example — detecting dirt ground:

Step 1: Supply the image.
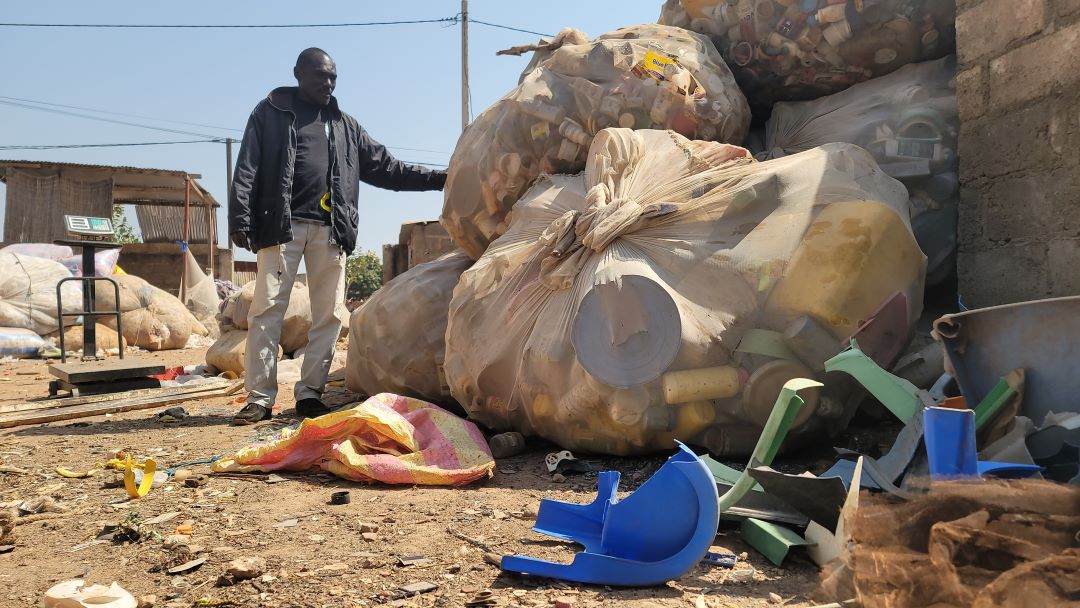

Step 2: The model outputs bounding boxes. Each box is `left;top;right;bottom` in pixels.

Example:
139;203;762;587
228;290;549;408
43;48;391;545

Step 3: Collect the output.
0;348;830;608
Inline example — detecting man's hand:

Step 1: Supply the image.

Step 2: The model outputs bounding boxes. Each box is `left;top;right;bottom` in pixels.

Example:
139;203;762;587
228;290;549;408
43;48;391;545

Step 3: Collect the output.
230;231;252;251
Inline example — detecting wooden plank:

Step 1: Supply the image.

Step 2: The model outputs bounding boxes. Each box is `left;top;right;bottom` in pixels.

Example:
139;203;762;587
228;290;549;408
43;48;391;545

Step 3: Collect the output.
0;386;229;428
0;381;229;415
49;359;166;384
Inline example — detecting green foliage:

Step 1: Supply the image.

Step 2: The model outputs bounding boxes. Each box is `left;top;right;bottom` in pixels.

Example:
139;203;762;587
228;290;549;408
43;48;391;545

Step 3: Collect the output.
345;250;382;300
111;205;141;244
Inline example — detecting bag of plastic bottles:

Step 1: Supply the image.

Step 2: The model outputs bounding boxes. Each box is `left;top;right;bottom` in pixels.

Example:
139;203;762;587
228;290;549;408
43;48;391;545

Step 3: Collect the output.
763;56;957;284
346;251;471;406
445;128;925;456
0;252;82;335
442;24;751;259
658;0;955;109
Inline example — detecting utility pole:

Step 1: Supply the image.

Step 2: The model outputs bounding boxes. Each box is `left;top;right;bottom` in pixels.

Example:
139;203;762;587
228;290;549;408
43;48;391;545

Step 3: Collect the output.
225;138;234;195
461;0;469;131
225;137;233;252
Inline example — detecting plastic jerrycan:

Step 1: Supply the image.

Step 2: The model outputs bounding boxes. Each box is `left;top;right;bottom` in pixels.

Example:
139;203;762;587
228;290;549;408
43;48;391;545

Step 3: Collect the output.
763;200;926;340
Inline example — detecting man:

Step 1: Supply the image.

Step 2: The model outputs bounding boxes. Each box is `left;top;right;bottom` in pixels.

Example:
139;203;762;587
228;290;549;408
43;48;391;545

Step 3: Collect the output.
229;47;446;425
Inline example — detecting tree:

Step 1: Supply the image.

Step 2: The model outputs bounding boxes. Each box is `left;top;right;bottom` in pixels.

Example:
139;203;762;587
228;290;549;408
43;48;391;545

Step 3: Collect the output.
111;205;141;244
345;250;382;301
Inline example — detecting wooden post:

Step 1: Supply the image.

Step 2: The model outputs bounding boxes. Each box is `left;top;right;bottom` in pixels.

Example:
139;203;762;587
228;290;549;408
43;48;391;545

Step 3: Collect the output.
180;176;191;302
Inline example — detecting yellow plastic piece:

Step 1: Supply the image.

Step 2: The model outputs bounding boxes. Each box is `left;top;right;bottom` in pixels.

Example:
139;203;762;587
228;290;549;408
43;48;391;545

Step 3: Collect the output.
55;467;98;478
764;201;925;337
662;366;742;404
113;265;126;275
673;401;717;438
123;456;156;498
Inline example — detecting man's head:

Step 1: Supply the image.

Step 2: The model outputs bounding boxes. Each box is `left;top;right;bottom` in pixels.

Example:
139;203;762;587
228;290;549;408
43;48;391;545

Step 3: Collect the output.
294;48;337;106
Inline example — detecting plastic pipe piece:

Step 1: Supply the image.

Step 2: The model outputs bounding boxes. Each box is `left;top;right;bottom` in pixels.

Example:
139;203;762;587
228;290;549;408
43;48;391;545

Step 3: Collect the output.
662;366;742;404
973;372;1021;430
717;378;822;513
824;341;920;422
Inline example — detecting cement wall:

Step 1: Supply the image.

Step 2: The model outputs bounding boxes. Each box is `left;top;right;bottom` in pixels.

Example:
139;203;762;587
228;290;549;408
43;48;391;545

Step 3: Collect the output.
382;220;457;284
956;0;1080;306
118;243;233;296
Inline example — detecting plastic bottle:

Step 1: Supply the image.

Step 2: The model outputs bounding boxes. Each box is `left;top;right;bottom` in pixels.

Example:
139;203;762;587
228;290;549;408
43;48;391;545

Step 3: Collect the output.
488;431;526;458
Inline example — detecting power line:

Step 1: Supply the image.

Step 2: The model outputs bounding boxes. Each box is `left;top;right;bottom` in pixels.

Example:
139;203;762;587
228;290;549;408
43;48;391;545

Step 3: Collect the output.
0;17;458;29
0;140;221;150
0;97;450;156
0;139;447;167
0;95;241;133
469;19;552;38
0;99;223;139
0;14;552;37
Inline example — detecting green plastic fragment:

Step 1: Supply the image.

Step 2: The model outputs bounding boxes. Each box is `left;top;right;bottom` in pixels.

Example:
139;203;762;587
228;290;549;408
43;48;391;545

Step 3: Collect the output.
735;329;800;361
716;377;823;513
824;340;920;423
740;517;810;566
701;455;762;492
973;375;1018;430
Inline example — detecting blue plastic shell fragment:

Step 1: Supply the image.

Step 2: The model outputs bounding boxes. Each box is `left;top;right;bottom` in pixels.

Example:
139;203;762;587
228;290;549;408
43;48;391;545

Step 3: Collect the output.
501;442;720;586
924;407;1041;481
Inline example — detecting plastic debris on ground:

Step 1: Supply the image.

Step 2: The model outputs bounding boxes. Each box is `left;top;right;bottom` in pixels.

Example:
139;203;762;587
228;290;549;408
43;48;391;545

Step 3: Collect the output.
501;442;719;586
657;0;956;110
211;393;495;486
43;579;136;608
442;24;751;258
445;127;924;457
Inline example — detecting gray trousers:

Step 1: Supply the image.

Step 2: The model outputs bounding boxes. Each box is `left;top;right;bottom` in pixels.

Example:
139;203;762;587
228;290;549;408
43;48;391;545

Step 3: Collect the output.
245;222;346;407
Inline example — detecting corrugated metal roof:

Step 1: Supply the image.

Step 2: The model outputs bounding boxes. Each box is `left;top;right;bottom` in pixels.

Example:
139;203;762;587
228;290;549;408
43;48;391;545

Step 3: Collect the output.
0;159;219;207
135;205;214;244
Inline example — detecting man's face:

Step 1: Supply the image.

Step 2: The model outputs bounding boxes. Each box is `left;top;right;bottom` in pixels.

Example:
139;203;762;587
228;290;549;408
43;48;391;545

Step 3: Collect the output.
294;54;337;106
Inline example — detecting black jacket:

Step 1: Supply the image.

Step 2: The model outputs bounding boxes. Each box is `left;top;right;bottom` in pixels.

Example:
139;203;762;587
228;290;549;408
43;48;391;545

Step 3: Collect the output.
229;87;446;253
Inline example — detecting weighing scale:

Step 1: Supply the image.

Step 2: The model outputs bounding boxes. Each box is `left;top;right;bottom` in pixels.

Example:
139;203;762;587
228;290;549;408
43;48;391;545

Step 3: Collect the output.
48;214;165;397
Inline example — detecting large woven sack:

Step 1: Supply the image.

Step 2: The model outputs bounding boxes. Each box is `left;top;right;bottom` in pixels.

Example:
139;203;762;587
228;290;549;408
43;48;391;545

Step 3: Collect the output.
0;252;81;335
445;129;925;456
226;281;311;355
763;56;959;286
183;249;221;338
346;251;472;405
442;24;750;259
50;323;127;352
657;0;956;109
96;274;206;350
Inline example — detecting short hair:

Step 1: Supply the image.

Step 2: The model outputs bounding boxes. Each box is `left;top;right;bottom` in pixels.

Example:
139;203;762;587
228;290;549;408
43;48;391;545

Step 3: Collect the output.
296;47;331;68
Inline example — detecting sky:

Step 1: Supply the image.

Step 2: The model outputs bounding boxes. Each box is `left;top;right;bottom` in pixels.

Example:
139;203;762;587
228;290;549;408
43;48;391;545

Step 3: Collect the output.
0;0;661;263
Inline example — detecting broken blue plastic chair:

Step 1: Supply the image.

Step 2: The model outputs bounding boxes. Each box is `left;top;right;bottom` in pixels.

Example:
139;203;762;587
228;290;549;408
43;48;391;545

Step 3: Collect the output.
923;406;1041;480
501;442;719;586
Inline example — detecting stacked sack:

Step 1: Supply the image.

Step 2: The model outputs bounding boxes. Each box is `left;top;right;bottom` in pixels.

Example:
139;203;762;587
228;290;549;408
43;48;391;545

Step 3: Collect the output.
442;24;751;259
0;252;82;337
208;282;310;375
94;274;209;351
345;251;472;407
444;128;926;456
762;55;957;284
658;0;955;109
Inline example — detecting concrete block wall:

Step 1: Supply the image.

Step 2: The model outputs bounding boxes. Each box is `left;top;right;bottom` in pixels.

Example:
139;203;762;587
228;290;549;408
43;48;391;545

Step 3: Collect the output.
956;0;1080;306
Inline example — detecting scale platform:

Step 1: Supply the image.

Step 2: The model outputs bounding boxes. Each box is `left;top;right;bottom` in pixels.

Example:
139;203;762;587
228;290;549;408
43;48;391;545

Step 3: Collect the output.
48;359;165;398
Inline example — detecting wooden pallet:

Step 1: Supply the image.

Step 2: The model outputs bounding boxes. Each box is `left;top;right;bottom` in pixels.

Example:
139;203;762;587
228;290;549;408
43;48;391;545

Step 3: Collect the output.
0;380;240;429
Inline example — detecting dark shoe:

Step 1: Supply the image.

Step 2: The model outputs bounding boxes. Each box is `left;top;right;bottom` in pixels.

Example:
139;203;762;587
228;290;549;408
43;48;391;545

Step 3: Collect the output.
232;402;272;426
295;398;331;419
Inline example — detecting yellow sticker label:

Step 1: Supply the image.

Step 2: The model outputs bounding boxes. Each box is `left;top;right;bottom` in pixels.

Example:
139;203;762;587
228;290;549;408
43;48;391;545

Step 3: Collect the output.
635;49;679;82
319;191;332;212
530;121;550;140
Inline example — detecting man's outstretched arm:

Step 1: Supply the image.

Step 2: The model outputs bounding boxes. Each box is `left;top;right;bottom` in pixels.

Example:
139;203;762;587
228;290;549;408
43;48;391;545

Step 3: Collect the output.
356;126;446;191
